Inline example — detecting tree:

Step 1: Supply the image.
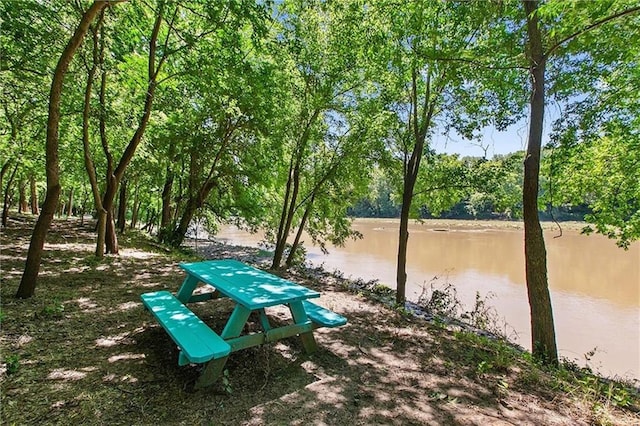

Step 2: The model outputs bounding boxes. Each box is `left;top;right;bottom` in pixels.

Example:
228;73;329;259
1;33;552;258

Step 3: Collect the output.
521;0;558;363
97;1;169;255
153;0;276;247
520;0;640;363
17;0;117;298
544;3;640;249
0;0;58;227
365;0;523;304
269;0;372;270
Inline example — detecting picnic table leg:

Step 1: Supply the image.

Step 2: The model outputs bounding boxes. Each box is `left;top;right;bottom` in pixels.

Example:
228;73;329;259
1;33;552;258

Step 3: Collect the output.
194;356;229;390
195;304;252;389
289;301;318;353
221;304;252;339
176;274;199;303
258;308;271;331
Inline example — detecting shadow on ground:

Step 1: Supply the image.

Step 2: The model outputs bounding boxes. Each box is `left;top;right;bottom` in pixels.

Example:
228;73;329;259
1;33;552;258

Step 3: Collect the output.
1;216;637;425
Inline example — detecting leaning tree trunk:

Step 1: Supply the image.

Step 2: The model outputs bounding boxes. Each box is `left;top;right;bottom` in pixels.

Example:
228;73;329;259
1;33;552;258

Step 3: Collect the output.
285;194;315;268
272;110;319;270
102;5;164;254
170;179;217;247
272;161;301;270
522;0;558;365
17;0;111;298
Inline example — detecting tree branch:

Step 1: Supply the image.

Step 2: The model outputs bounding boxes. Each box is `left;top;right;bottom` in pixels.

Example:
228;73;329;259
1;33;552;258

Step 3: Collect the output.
545;6;640;58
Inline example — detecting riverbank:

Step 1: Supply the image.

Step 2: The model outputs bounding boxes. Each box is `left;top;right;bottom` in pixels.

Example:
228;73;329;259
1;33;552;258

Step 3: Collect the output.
216;218;640;380
2;216;639;425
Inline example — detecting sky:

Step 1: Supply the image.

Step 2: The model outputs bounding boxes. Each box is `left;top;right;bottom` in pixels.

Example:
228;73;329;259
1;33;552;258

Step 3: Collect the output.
432;104;563;158
432;122;530;158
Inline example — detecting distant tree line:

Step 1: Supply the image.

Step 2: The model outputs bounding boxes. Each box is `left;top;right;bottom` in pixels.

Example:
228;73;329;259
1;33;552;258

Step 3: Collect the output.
348;151;591;222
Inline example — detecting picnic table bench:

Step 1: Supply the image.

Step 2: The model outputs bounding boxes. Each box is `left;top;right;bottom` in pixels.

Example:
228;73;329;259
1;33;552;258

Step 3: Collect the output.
141;259;347;389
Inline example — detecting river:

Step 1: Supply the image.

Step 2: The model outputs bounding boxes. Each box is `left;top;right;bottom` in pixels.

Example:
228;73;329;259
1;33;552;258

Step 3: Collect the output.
211;218;640;380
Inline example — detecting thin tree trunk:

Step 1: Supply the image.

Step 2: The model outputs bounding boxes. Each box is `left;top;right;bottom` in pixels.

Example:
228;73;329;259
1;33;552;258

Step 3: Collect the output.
160;170;174;229
170;177;218;247
396;182;413;305
66;187;74;217
522;0;558;364
272;156;296;269
130;186;140;229
117;178;127;232
142;208;157;232
30;174;38;214
104;193;118;252
272;110;320;270
285;193;315;267
396;67;432;305
2;163;18;227
102;5;166;253
18;178;27;213
17;0;111;298
160;141;176;234
0;161;10;199
83;11;107;257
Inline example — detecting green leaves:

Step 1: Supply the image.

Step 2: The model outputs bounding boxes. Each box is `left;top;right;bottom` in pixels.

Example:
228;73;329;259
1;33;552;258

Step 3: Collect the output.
549;127;640;248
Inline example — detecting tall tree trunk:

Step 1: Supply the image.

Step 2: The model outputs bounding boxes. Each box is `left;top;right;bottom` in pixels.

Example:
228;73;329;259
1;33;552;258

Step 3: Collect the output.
273;162;301;269
17;0;111;298
522;0;558;364
396;67;432;305
160;171;174;229
272;156;296;269
83;11;107;257
103;181;119;253
117;178;127;232
30;174;38;214
2;163;18;227
102;5;165;254
272;110;320;270
396;178;414;305
66;187;74;217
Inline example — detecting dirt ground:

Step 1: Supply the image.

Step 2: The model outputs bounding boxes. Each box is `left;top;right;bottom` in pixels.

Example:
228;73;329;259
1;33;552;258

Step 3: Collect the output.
1;216;638;425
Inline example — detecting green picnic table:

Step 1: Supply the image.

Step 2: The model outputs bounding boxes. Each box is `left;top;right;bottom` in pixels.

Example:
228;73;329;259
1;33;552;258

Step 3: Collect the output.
141;259;347;389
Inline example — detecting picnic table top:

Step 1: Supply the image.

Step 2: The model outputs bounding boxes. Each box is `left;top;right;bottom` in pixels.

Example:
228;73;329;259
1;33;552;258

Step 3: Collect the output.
179;259;320;310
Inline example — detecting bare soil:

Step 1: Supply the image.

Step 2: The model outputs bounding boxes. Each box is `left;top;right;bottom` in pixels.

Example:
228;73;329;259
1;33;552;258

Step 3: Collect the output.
1;216;638;425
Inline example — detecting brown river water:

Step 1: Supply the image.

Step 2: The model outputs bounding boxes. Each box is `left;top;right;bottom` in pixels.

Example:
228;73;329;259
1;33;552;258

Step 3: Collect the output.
212;219;640;380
